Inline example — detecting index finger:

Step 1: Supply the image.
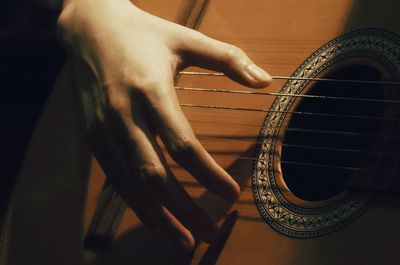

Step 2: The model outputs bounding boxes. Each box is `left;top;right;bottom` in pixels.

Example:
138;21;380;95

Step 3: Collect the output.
138;82;240;202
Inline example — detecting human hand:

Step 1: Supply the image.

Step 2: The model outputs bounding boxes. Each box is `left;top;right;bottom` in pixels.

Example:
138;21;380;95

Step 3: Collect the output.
58;0;271;252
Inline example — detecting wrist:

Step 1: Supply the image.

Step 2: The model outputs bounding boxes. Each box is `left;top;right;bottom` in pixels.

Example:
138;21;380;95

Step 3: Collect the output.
57;0;141;44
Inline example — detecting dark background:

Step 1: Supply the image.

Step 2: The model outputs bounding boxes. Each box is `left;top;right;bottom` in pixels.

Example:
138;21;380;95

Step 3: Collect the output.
0;0;65;225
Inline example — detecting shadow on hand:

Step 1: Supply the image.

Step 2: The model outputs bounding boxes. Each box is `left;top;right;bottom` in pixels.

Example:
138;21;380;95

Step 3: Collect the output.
88;145;254;265
92;225;176;265
90;210;238;265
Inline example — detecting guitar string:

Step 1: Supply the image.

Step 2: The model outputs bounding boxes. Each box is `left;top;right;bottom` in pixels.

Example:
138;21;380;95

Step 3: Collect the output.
195;129;400;183
345;114;400;191
197;135;400;177
175;86;400;104
177;73;400;121
187;121;400;166
179;71;400;86
192;124;400;140
205;153;400;186
187;119;400;142
176;85;400;121
365;108;400;191
190;124;400;186
205;152;400;177
196;135;399;157
180;103;400;121
193;128;400;176
163;140;399;175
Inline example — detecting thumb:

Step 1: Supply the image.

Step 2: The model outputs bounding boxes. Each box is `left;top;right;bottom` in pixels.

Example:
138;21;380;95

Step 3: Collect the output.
179;30;272;88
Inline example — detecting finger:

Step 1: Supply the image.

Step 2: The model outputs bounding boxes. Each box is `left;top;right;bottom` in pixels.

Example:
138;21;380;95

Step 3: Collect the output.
140;81;240;202
144;145;219;244
105;96;218;243
86;119;195;252
178;29;272;88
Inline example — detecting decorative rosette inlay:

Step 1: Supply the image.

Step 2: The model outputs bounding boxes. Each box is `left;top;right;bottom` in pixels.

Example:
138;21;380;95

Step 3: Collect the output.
252;29;400;238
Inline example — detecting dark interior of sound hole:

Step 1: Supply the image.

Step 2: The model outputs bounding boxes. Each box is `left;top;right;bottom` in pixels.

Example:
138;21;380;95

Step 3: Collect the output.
281;65;384;201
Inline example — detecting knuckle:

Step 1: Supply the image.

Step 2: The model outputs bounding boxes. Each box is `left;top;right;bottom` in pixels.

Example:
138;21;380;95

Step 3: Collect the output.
108;94;130;114
186;30;206;46
139;163;167;183
225;45;245;63
129;75;158;92
129;76;168;101
169;135;197;160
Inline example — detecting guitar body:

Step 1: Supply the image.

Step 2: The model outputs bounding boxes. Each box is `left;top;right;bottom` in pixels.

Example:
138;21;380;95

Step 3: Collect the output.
92;1;399;264
4;1;400;265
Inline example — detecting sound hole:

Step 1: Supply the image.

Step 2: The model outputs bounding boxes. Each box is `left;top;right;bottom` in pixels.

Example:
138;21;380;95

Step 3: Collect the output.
281;65;384;201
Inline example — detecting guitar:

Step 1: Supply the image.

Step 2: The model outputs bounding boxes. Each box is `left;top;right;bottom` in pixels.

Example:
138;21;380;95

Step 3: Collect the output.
4;0;400;265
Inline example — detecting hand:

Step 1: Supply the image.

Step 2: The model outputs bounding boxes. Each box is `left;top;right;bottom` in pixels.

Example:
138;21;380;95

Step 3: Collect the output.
58;0;271;252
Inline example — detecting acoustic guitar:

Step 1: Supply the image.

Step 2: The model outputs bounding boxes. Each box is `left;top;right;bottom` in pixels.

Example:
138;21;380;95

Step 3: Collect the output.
3;0;400;265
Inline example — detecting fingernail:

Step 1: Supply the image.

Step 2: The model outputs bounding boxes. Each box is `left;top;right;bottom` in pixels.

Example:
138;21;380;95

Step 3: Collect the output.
246;64;272;83
174;234;196;254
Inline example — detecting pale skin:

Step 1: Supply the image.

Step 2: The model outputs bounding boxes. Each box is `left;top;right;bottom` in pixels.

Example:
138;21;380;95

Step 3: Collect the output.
58;0;271;253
